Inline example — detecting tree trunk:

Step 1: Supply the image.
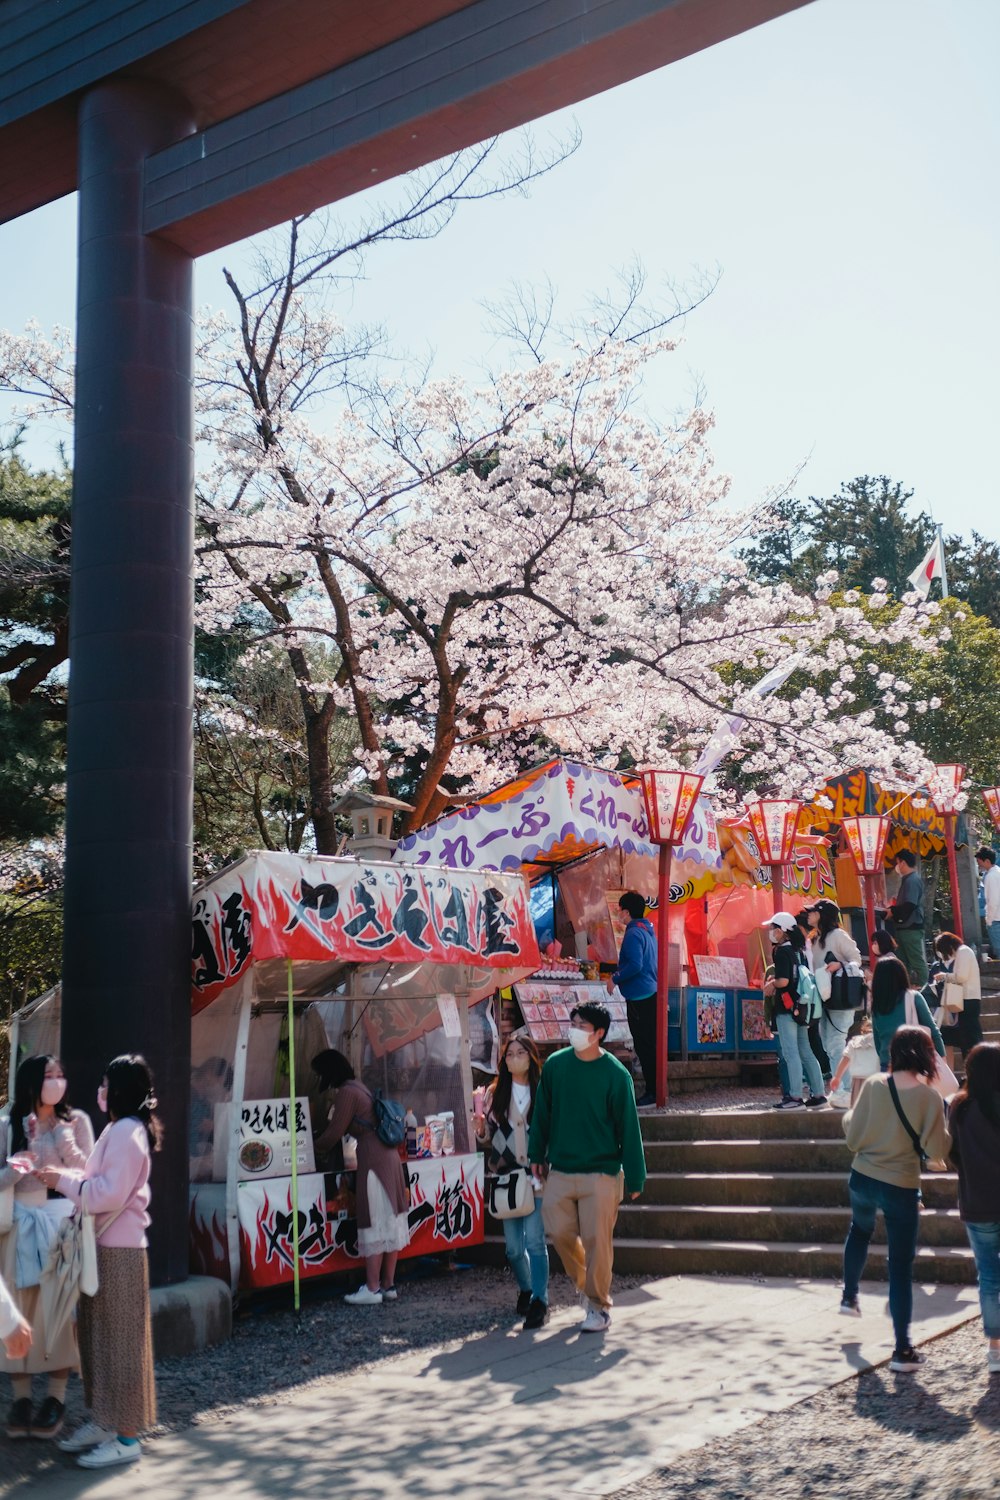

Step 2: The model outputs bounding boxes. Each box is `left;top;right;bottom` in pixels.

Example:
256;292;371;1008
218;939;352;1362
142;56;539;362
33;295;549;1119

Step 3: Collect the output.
303;702;338;853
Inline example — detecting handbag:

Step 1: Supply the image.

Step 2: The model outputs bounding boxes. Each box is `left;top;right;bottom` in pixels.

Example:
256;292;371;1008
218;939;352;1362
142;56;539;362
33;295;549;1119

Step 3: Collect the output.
827;963;865;1012
902;990;959;1098
940;978;965;1013
485;1167;535;1220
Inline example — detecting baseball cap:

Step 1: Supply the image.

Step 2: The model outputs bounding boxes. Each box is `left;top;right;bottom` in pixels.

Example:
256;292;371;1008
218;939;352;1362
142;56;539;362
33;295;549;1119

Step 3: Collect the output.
761;911;798;931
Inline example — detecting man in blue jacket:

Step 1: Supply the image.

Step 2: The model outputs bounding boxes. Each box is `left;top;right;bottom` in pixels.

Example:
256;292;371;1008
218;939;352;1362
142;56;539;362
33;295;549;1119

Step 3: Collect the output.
609;891;658;1106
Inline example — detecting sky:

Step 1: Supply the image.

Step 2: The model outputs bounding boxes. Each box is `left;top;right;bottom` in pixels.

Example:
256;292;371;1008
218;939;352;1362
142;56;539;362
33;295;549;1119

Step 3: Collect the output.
1;0;997;539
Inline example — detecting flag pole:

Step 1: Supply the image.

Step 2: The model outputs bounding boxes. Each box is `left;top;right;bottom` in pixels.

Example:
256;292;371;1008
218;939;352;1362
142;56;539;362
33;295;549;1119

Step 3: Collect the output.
937;523;950;600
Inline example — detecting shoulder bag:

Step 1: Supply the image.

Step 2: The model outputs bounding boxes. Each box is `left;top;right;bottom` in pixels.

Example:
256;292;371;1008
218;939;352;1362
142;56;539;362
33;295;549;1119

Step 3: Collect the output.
485;1167;535;1220
886;1076;927;1164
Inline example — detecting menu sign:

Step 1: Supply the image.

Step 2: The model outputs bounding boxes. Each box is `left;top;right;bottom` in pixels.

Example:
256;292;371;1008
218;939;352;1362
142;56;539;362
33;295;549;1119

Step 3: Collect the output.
214;1097;316;1182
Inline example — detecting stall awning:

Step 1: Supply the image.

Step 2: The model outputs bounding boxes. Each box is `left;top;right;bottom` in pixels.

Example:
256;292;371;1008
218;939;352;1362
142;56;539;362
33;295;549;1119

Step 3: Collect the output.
808;769;949;860
191;851;539;1012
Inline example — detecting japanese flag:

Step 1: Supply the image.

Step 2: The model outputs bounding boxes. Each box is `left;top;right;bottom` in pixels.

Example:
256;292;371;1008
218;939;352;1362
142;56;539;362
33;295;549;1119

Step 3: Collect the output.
906;534;946;598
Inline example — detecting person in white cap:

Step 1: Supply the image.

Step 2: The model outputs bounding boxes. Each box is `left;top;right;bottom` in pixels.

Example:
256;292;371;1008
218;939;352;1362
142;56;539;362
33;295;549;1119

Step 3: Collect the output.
762;912;827;1110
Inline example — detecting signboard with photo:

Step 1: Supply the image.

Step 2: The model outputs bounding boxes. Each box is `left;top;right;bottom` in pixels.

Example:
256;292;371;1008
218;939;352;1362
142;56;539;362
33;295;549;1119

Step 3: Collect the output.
512;981;633;1046
213;1097;316;1182
692;954;749;988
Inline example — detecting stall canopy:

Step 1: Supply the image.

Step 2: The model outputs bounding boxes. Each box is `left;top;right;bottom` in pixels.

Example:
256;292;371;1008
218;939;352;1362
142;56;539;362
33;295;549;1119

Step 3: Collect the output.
396;758;724;901
808;768;958;860
192;850;539;1012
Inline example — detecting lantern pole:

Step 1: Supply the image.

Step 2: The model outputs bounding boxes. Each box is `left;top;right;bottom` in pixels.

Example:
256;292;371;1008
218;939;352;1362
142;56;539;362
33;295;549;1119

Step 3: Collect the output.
655;842;672;1109
943;812;964;942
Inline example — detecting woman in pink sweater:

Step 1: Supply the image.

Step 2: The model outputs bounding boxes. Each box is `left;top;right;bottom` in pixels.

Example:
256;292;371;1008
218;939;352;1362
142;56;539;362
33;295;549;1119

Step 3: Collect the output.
38;1053;162;1470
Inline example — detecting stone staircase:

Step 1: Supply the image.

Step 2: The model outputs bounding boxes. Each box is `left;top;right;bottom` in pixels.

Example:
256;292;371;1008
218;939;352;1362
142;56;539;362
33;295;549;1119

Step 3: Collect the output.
477;968;997;1285
615;1106;974;1283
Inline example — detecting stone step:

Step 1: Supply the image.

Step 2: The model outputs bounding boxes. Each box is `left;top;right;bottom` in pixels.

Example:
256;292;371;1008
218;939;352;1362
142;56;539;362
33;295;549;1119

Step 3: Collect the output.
612;1238;977;1283
643;1138;853;1173
642;1170;958;1210
640;1109;846;1142
616;1202;968;1247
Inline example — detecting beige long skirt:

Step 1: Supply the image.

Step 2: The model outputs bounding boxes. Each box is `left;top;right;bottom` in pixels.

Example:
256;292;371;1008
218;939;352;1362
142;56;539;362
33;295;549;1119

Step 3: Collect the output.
77;1246;157;1435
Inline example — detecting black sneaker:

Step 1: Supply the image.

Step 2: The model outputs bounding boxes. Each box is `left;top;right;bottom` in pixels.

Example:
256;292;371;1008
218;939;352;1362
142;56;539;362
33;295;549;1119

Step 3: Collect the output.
31;1396;65;1440
838;1296;861;1318
516;1289;532;1316
523;1297;549;1331
890;1347;927;1372
635;1092;656;1108
6;1397;32;1440
805;1095;828;1108
775;1096;805;1110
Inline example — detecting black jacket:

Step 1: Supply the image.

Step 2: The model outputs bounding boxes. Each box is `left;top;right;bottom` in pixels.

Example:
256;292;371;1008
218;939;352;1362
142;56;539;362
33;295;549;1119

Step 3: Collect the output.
948;1098;1000;1221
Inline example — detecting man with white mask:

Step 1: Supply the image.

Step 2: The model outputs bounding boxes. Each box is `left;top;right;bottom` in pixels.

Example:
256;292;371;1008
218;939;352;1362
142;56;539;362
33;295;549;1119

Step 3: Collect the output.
528;1002;645;1332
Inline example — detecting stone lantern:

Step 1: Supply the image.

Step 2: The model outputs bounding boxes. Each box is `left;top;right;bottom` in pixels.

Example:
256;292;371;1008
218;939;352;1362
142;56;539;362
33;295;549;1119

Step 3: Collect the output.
332;790;415;860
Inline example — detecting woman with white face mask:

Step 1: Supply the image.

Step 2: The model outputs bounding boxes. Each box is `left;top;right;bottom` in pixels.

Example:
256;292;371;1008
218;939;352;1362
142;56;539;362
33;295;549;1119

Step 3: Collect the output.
0;1053;94;1440
475;1035;550;1329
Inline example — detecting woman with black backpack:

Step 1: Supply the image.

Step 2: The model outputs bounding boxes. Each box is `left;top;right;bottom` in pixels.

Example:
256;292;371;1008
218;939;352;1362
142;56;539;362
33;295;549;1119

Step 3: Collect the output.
762;912;826;1110
312;1049;409;1306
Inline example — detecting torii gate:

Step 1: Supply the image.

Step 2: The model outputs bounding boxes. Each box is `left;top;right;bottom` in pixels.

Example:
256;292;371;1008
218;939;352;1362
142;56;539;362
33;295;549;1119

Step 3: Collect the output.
0;0;811;1282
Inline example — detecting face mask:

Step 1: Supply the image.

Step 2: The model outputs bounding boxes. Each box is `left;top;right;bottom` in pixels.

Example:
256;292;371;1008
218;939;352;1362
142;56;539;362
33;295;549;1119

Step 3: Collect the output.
41;1078;67;1106
507;1057;530;1076
97;1085;108;1114
568;1027;593;1052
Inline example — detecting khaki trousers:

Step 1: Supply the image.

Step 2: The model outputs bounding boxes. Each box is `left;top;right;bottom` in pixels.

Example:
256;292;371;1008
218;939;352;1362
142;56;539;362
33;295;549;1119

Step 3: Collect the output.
541;1169;624;1312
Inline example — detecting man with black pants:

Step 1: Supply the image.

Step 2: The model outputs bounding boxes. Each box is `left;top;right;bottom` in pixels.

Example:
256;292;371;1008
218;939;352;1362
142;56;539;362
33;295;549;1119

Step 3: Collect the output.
609;891;658;1107
888;850;928;985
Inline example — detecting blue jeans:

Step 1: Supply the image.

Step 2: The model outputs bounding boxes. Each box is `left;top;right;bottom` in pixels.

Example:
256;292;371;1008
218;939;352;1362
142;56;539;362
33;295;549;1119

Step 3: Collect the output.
843;1169;920;1350
502;1195;549;1302
775;1012;824;1099
820;1008;854;1080
988;921;1000;961
965;1221;1000;1339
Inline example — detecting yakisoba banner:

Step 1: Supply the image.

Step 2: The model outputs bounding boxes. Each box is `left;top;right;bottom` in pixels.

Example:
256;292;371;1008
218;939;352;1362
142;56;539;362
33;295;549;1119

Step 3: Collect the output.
191;851;538;1010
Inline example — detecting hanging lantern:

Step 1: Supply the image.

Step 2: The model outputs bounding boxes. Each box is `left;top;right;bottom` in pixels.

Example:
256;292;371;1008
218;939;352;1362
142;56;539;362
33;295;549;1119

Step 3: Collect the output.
982;787;1000;835
639;769;704;846
745;797;803;866
842;814;889;877
929;763;965;815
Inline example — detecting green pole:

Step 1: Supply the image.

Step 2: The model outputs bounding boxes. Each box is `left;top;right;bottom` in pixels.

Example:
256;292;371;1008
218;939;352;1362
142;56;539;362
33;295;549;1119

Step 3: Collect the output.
287;958;301;1314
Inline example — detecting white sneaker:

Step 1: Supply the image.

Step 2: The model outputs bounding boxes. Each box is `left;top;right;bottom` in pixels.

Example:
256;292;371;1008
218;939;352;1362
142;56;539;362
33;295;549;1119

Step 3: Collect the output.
579;1307;611;1333
77;1438;142;1468
987;1347;1000;1374
57;1421;114;1454
380;1287;398;1301
829;1089;852;1110
344;1285;382;1305
577;1289;590;1312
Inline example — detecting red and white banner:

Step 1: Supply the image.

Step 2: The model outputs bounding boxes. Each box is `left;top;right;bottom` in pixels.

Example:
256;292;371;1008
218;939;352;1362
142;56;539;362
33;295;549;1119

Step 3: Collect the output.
238;1156;483;1290
907;533;946;598
191;851;537;1009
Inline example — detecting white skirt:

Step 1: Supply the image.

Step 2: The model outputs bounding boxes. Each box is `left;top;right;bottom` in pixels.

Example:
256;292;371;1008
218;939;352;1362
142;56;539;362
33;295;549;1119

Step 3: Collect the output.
357;1171;410;1256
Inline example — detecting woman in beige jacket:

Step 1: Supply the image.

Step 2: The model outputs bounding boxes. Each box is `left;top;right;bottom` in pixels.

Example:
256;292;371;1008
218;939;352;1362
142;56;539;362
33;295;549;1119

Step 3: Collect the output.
840;1025;949;1371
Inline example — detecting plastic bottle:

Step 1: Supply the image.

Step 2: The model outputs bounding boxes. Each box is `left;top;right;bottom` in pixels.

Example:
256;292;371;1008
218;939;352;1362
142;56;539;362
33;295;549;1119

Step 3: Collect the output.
405;1108;419;1159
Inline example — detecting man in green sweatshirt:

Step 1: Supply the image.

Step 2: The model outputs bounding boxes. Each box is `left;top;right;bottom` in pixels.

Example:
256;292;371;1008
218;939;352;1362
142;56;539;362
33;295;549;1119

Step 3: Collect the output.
528;1001;646;1333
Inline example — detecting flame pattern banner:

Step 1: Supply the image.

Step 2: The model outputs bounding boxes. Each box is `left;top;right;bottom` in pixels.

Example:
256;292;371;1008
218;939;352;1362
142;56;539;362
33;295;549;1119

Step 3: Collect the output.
191;851;538;1009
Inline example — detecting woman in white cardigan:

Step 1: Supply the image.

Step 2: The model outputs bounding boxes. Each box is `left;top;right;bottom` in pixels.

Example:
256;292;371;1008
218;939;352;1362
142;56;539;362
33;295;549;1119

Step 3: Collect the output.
809;899;864;1084
933;931;983;1071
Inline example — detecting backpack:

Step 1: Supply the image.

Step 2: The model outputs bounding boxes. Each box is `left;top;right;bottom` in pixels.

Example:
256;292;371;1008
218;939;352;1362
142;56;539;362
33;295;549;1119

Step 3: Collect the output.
795;958;822;1023
370;1089;407;1148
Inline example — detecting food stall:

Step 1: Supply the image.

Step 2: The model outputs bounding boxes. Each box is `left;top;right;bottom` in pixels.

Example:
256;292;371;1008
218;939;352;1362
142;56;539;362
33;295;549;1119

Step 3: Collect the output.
187;850;538;1295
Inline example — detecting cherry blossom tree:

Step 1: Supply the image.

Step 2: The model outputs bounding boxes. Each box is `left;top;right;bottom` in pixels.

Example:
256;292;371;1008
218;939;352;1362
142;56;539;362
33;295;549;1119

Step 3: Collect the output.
1;225;947;856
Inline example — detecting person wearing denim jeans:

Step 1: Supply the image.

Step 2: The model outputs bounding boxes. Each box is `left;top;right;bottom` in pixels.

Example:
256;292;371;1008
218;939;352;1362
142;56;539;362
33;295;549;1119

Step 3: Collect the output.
763;914;826;1108
975;850;1000;959
477;1035;550;1330
947;1042;1000;1372
841;1026;949;1370
843;1169;920;1352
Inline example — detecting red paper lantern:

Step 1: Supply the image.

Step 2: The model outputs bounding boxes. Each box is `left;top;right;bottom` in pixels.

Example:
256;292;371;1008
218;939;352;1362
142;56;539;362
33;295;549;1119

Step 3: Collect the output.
745;797;802;866
639;769;704;846
841;814;889;877
982;787;1000;834
929;763;965;815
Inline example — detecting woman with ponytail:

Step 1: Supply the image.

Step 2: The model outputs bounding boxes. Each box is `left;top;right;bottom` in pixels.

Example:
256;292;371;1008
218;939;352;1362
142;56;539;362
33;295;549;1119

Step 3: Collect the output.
38;1053;161;1469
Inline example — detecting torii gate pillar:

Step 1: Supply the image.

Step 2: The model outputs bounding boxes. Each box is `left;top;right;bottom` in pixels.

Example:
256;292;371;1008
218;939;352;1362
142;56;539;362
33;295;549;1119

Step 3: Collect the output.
62;81;196;1285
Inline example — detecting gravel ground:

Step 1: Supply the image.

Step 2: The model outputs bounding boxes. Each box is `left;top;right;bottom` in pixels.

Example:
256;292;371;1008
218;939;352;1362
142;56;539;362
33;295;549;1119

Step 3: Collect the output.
0;1260;646;1486
651;1085;788;1113
2;1262;996;1496
612;1316;1000;1500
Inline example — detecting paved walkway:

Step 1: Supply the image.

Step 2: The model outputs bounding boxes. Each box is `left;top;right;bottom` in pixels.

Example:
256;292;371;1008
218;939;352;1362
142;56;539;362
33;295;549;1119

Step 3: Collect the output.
20;1276;978;1500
